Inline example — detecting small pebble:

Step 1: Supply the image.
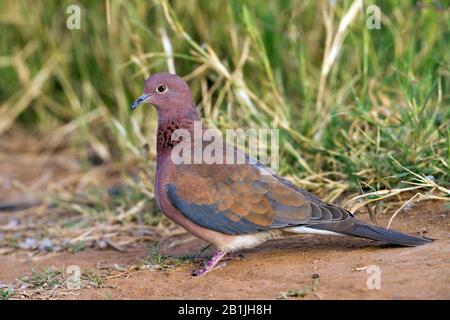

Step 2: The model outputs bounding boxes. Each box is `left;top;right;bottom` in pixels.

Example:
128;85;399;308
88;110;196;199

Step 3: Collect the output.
38;238;54;252
19;237;37;250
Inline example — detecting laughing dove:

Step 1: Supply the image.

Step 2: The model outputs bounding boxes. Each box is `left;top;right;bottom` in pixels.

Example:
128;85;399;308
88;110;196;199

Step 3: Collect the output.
131;73;431;276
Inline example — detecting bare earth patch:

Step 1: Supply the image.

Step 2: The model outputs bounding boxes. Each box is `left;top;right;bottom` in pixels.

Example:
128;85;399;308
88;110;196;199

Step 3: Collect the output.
0;201;449;300
0;133;449;299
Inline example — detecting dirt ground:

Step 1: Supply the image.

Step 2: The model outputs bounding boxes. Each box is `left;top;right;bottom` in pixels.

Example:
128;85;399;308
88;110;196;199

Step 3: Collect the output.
1;203;449;300
0;133;449;300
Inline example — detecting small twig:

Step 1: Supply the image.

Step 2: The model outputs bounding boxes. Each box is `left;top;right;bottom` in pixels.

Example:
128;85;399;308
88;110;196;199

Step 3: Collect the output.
0;199;42;212
387;193;423;229
358;181;378;225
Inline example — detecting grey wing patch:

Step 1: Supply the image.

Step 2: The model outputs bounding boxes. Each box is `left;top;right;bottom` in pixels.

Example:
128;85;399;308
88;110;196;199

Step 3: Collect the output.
268;194;312;227
166;184;270;235
309;202;323;220
273;174;352;223
319;206;332;220
326;205;345;220
316;203;351;222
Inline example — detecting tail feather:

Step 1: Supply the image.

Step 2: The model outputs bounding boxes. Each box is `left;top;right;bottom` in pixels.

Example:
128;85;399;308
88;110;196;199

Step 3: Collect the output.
311;220;432;247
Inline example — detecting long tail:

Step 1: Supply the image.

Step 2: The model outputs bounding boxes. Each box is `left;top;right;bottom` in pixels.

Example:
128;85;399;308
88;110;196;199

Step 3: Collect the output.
310;220;432;247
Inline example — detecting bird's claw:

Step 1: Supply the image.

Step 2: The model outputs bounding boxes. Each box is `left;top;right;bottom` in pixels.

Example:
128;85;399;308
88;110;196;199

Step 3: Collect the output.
191;267;210;277
191;250;227;276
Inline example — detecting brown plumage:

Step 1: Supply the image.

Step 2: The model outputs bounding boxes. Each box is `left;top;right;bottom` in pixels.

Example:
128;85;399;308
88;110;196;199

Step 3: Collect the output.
131;72;432;276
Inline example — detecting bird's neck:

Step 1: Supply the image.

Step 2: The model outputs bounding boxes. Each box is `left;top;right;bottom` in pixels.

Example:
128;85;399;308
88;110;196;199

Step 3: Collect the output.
156;107;201;158
156;120;185;156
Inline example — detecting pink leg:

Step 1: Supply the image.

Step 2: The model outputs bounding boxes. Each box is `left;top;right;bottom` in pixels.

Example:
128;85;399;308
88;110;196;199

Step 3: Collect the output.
192;250;227;276
195;253;242;261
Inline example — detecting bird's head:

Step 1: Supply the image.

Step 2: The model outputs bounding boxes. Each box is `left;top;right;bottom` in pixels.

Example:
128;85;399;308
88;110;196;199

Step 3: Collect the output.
131;73;194;119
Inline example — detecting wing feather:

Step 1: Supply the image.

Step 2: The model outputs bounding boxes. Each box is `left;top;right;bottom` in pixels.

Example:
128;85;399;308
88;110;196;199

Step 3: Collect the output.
166;161;351;235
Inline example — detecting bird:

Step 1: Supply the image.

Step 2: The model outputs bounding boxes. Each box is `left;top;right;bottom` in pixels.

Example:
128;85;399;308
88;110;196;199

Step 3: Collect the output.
131;72;432;276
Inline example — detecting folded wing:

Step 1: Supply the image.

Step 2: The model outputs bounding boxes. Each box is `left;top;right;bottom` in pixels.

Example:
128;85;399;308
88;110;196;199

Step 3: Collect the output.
166;161;351;235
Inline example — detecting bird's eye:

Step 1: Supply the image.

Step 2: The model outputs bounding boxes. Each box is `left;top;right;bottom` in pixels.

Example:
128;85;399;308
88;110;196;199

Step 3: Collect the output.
156;85;168;93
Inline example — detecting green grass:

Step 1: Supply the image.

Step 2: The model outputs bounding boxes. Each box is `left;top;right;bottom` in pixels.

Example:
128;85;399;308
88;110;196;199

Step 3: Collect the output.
142;242;197;270
279;273;320;299
0;0;448;207
0;287;15;300
21;267;66;290
19;266;106;290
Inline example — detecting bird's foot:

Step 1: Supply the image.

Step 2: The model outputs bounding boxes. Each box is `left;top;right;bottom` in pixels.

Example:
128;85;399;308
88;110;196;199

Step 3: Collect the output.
192;250;227;276
195;252;242;261
222;252;243;261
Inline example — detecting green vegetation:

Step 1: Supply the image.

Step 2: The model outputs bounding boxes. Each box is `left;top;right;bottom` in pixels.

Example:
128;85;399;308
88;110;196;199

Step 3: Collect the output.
1;0;448;206
0;287;15;300
279;273;320;299
19;266;105;290
142;242;197;270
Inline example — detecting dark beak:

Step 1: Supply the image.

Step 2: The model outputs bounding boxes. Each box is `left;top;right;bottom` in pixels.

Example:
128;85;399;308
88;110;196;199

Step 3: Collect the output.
131;94;151;110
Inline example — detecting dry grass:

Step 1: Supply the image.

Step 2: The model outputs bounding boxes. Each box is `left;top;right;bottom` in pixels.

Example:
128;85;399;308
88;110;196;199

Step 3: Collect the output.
0;0;448;261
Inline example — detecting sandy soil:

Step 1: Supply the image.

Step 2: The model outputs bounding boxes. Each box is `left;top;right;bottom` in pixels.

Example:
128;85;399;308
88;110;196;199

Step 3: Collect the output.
1;201;449;300
0;132;449;299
